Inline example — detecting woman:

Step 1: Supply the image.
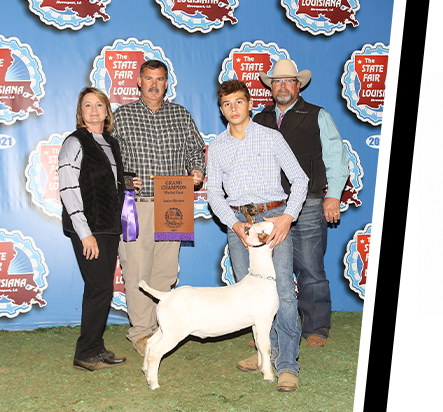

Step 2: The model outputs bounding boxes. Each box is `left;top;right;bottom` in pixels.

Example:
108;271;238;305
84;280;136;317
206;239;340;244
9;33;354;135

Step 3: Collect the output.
58;87;141;371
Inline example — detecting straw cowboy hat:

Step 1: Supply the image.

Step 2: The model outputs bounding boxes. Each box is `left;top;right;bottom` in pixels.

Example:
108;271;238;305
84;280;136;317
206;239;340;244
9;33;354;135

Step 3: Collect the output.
260;59;311;89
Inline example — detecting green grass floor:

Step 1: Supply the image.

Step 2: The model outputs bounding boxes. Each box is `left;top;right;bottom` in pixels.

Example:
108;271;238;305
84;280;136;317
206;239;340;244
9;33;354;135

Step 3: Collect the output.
0;312;361;411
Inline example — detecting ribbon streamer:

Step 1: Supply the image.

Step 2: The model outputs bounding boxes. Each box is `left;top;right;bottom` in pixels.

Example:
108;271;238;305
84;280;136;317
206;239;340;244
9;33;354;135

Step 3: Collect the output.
121;190;139;241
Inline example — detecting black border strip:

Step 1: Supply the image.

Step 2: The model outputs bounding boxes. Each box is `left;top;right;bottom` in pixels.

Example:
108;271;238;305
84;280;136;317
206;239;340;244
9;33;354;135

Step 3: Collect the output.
363;1;430;410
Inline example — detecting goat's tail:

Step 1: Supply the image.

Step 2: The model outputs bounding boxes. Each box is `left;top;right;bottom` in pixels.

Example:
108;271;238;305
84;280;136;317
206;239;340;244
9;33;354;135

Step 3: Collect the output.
139;280;170;300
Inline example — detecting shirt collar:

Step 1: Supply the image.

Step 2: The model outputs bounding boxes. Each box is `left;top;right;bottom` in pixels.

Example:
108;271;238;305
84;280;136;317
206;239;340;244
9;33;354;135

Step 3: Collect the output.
274;98;298;119
226;118;253;139
139;97;166;113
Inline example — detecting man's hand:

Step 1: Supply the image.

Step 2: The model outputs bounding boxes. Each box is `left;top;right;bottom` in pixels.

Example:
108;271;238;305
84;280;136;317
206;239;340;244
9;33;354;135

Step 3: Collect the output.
133;176;142;194
191;169;204;187
82;235;99;260
323;197;341;223
232;221;253;248
263;214;293;248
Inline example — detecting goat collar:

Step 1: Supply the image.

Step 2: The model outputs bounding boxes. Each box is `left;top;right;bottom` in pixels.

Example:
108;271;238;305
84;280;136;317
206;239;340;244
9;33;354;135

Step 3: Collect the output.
248;271;276;281
249;242;267;248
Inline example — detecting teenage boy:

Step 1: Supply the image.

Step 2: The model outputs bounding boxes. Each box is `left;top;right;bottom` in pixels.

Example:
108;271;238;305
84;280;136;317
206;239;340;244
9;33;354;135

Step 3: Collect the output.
207;80;308;392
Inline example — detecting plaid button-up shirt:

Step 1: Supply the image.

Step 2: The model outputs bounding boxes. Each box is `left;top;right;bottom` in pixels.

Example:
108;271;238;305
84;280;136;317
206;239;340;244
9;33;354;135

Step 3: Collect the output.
112;98;206;197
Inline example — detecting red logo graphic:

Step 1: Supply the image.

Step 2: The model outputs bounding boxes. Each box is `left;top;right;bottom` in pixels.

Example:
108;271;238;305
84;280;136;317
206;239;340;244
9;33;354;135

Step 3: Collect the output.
0;48;43;116
297;0;359;27
354;55;388;109
0;242;46;308
172;0;237;24
40;145;61;202
39;0;110;21
233;53;273;110
341;176;362;208
105;51;145;105
113;258;125;294
356;234;370;287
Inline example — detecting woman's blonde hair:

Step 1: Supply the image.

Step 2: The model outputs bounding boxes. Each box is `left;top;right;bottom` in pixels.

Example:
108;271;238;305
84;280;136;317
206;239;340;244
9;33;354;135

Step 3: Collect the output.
76;87;114;133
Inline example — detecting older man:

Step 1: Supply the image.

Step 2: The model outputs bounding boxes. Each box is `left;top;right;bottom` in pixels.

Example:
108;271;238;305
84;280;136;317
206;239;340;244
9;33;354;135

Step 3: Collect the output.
254;59;349;347
112;60;206;356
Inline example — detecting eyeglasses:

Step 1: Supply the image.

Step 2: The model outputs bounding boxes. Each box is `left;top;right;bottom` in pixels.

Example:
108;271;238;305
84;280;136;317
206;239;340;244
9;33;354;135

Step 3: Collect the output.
271;79;298;85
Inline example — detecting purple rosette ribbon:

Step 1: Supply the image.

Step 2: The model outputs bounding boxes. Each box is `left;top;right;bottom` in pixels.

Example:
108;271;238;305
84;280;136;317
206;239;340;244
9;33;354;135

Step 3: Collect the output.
121;190;139;241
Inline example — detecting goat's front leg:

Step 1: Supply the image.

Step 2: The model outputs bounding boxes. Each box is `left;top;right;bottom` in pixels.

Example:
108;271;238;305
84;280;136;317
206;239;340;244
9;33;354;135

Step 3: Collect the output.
254;323;274;382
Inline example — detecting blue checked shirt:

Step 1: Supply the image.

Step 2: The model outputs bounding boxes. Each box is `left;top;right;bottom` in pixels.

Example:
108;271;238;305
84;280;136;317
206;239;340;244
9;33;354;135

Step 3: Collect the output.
207;120;308;230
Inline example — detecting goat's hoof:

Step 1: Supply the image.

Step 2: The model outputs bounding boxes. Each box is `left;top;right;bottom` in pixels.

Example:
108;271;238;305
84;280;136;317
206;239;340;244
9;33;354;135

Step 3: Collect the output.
148;382;160;390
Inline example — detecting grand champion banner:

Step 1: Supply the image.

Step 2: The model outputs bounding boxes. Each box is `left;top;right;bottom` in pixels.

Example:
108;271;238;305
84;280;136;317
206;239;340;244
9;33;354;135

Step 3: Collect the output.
154;176;195;241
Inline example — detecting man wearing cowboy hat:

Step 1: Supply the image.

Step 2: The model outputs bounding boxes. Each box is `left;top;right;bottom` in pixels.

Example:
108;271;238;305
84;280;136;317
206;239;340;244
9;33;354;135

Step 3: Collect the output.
253;59;349;348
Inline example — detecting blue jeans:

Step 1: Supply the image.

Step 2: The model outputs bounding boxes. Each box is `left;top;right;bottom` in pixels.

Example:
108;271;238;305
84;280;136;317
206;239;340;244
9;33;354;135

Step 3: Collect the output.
227;203;301;377
291;197;331;339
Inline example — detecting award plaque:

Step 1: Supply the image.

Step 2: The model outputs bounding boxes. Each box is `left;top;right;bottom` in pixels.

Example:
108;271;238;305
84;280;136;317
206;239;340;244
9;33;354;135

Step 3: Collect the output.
154;176;194;241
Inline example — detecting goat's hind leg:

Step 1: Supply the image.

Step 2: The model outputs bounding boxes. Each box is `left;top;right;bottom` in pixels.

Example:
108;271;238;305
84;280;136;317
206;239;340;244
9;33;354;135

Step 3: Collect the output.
142;330;162;377
146;331;185;390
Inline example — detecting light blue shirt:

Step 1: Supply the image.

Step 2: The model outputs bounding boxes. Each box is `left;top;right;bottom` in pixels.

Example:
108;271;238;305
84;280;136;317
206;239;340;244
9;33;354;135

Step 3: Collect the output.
275;99;349;199
207;120;308;230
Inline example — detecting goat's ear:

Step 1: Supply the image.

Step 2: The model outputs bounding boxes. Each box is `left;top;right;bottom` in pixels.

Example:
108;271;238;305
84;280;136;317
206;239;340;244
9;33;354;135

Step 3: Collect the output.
257;232;269;244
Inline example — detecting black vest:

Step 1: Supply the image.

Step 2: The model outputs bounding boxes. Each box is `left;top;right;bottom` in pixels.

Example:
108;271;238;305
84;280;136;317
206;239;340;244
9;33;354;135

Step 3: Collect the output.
253;96;327;198
61;128;125;235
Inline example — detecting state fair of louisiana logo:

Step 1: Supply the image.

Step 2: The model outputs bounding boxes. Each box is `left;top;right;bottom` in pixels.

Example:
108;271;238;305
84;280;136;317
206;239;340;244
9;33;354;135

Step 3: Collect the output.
281;0;359;36
25;133;67;219
155;0;238;33
27;0;111;30
341;43;389;126
219;41;290;116
0;229;49;318
343;223;371;299
340;139;363;212
0;35;45;125
90;38;177;111
221;245;235;286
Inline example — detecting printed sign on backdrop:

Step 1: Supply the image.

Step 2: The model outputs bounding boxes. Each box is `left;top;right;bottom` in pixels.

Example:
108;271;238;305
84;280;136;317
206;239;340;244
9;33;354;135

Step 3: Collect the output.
0;229;49;318
90;38;177;111
0;35;45;125
111;258;126;312
281;0;360;36
343;223;371;299
155;0;239;33
340;139;363;212
341;43;389;126
27;0;111;30
25;133;67;219
219;41;290;116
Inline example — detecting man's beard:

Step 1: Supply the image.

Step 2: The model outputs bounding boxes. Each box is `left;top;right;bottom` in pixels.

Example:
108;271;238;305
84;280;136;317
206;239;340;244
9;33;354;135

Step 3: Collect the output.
275;91;294;105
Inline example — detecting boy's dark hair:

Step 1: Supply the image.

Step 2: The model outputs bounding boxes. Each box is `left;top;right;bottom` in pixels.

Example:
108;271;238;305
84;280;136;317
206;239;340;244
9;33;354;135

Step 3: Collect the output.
217;80;251;105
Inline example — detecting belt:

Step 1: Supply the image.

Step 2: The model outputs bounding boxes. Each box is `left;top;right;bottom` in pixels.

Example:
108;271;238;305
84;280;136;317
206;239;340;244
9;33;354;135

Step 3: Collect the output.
230;200;284;213
135;197;154;202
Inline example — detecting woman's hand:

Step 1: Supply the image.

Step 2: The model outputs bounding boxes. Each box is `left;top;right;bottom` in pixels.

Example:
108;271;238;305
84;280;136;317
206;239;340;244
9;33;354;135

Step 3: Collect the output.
82;235;99;260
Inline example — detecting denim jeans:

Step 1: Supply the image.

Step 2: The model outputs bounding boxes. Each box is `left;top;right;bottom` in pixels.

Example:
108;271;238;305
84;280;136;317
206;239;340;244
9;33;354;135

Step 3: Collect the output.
227;203;301;377
291;197;331;339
